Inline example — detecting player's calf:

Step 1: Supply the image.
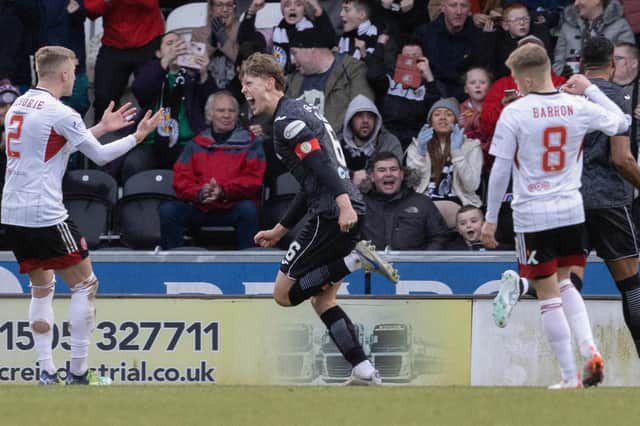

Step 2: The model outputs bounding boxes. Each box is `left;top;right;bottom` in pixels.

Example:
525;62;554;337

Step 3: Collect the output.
68;273;99;377
29;279;56;375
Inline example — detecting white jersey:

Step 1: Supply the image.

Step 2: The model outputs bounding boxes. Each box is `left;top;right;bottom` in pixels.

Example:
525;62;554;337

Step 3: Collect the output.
2;88;94;227
490;90;624;233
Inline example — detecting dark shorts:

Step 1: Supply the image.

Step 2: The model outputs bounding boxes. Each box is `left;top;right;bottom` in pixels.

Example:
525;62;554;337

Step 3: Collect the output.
585;206;639;261
515;223;587;279
279;215;361;279
4;219;89;274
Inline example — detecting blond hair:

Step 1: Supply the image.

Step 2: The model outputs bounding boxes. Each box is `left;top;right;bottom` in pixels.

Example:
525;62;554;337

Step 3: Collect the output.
505;43;550;81
239;53;286;92
35;46;77;80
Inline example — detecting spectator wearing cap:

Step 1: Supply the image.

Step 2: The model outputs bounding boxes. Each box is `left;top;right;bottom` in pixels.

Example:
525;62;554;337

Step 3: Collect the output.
340;94;403;187
85;0;164;124
406;98;483;228
0;79;20;190
286;23;375;135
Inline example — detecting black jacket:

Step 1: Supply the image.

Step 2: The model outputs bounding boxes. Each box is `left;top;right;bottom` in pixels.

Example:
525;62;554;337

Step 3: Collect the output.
362;186;449;250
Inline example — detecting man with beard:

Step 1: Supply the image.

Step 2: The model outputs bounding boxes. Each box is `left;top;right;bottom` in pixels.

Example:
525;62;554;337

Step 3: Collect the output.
340;95;402;187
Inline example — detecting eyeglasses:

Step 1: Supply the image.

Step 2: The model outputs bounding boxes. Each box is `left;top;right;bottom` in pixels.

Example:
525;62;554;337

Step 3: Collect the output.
212;2;235;9
506;17;530;23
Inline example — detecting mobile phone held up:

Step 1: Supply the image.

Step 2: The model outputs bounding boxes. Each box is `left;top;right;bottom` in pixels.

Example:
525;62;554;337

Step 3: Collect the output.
176;41;206;70
393;54;422;89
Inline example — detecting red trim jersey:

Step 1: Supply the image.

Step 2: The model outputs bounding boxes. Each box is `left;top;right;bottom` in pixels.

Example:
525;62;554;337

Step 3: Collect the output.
490;90;625;233
2;88;95;227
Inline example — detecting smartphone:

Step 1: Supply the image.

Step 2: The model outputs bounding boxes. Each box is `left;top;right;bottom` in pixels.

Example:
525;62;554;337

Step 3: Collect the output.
393;54;422;89
491;15;503;24
176;41;206;70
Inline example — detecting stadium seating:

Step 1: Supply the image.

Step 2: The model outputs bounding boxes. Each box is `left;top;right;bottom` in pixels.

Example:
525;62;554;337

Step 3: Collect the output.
63;169;118;249
116;169;176;249
260;172;301;249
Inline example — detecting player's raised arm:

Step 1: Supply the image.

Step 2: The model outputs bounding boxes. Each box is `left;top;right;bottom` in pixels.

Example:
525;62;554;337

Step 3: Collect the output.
563;74;630;135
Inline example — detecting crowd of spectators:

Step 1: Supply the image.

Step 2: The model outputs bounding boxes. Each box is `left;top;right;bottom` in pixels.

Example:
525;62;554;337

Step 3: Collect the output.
0;0;638;251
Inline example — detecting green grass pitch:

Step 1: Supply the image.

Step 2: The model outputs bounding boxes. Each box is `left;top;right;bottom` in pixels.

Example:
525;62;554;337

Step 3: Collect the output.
2;385;640;426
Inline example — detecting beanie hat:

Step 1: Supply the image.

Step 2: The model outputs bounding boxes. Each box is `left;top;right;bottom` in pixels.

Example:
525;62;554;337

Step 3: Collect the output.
0;79;19;105
427;98;460;124
289;21;336;49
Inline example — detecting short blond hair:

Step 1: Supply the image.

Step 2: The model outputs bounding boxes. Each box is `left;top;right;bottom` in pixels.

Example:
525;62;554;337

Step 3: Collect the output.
505;43;550;81
35;46;77;80
239;53;286;92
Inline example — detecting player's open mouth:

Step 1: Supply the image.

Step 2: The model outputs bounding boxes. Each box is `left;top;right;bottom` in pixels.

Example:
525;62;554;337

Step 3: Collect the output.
246;96;255;109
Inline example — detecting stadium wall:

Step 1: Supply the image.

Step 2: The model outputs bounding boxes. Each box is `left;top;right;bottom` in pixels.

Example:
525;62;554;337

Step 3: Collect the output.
0;251;620;295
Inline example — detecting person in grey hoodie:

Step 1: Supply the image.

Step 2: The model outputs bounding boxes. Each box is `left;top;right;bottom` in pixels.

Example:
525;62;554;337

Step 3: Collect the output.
553;0;635;75
340;94;403;187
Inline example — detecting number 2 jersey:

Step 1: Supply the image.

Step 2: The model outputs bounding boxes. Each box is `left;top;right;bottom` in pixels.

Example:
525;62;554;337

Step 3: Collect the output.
272;97;365;218
490;89;626;233
3;88;102;227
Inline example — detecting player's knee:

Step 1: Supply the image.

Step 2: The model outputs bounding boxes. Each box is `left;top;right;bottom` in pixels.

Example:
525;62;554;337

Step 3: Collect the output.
31;320;50;334
70;274;99;324
273;292;292;307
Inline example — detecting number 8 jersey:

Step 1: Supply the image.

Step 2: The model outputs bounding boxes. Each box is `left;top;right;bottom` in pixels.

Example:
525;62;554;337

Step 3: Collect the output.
272;97;365;217
490;90;625;233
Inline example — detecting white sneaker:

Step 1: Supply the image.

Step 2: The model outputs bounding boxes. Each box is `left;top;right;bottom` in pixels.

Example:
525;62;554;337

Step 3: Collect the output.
548;376;583;390
493;270;521;328
354;240;400;284
344;369;382;386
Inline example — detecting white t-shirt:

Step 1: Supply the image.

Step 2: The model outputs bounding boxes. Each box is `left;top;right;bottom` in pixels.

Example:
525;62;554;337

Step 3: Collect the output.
2;88;97;227
490;90;624;233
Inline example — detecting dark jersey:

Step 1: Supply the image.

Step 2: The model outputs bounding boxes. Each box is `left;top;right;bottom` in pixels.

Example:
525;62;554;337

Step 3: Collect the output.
581;78;633;209
272;97;365;218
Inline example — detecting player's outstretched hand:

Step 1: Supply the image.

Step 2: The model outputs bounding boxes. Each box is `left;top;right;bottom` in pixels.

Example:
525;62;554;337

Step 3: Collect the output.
99;101;137;133
133;109;164;143
480;222;498;249
254;225;287;248
562;74;591;96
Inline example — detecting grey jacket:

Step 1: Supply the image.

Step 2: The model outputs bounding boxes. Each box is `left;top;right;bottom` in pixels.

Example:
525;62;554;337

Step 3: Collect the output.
341;94;404;171
553;0;635;74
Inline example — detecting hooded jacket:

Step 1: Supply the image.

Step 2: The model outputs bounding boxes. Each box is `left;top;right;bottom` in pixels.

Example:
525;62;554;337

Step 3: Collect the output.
172;127;266;213
553;0;635;74
341;95;404;171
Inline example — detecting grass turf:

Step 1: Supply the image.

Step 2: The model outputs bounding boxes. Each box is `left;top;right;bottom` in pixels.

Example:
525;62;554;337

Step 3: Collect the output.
1;385;638;426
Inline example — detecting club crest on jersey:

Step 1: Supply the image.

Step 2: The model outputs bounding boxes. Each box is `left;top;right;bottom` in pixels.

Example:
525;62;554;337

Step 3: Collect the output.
284;120;306;140
337;166;348;179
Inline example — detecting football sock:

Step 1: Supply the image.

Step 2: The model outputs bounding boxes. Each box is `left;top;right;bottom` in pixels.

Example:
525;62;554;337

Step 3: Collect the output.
569;272;583;292
29;280;56;374
320;306;367;367
559;278;597;360
68;274;98;376
288;260;351;306
540;297;576;381
343;252;362;272
615;274;640;357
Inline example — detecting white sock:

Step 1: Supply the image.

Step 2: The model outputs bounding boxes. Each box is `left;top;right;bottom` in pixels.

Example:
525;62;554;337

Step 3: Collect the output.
343;252;362;272
70;358;89;376
540;297;576;382
353;360;375;378
29;290;55;373
68;276;98;376
559;278;597;360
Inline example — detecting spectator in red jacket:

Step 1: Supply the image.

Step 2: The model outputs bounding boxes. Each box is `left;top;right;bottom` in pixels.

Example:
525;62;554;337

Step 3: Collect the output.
84;0;165;124
159;91;266;249
479;35;565;173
